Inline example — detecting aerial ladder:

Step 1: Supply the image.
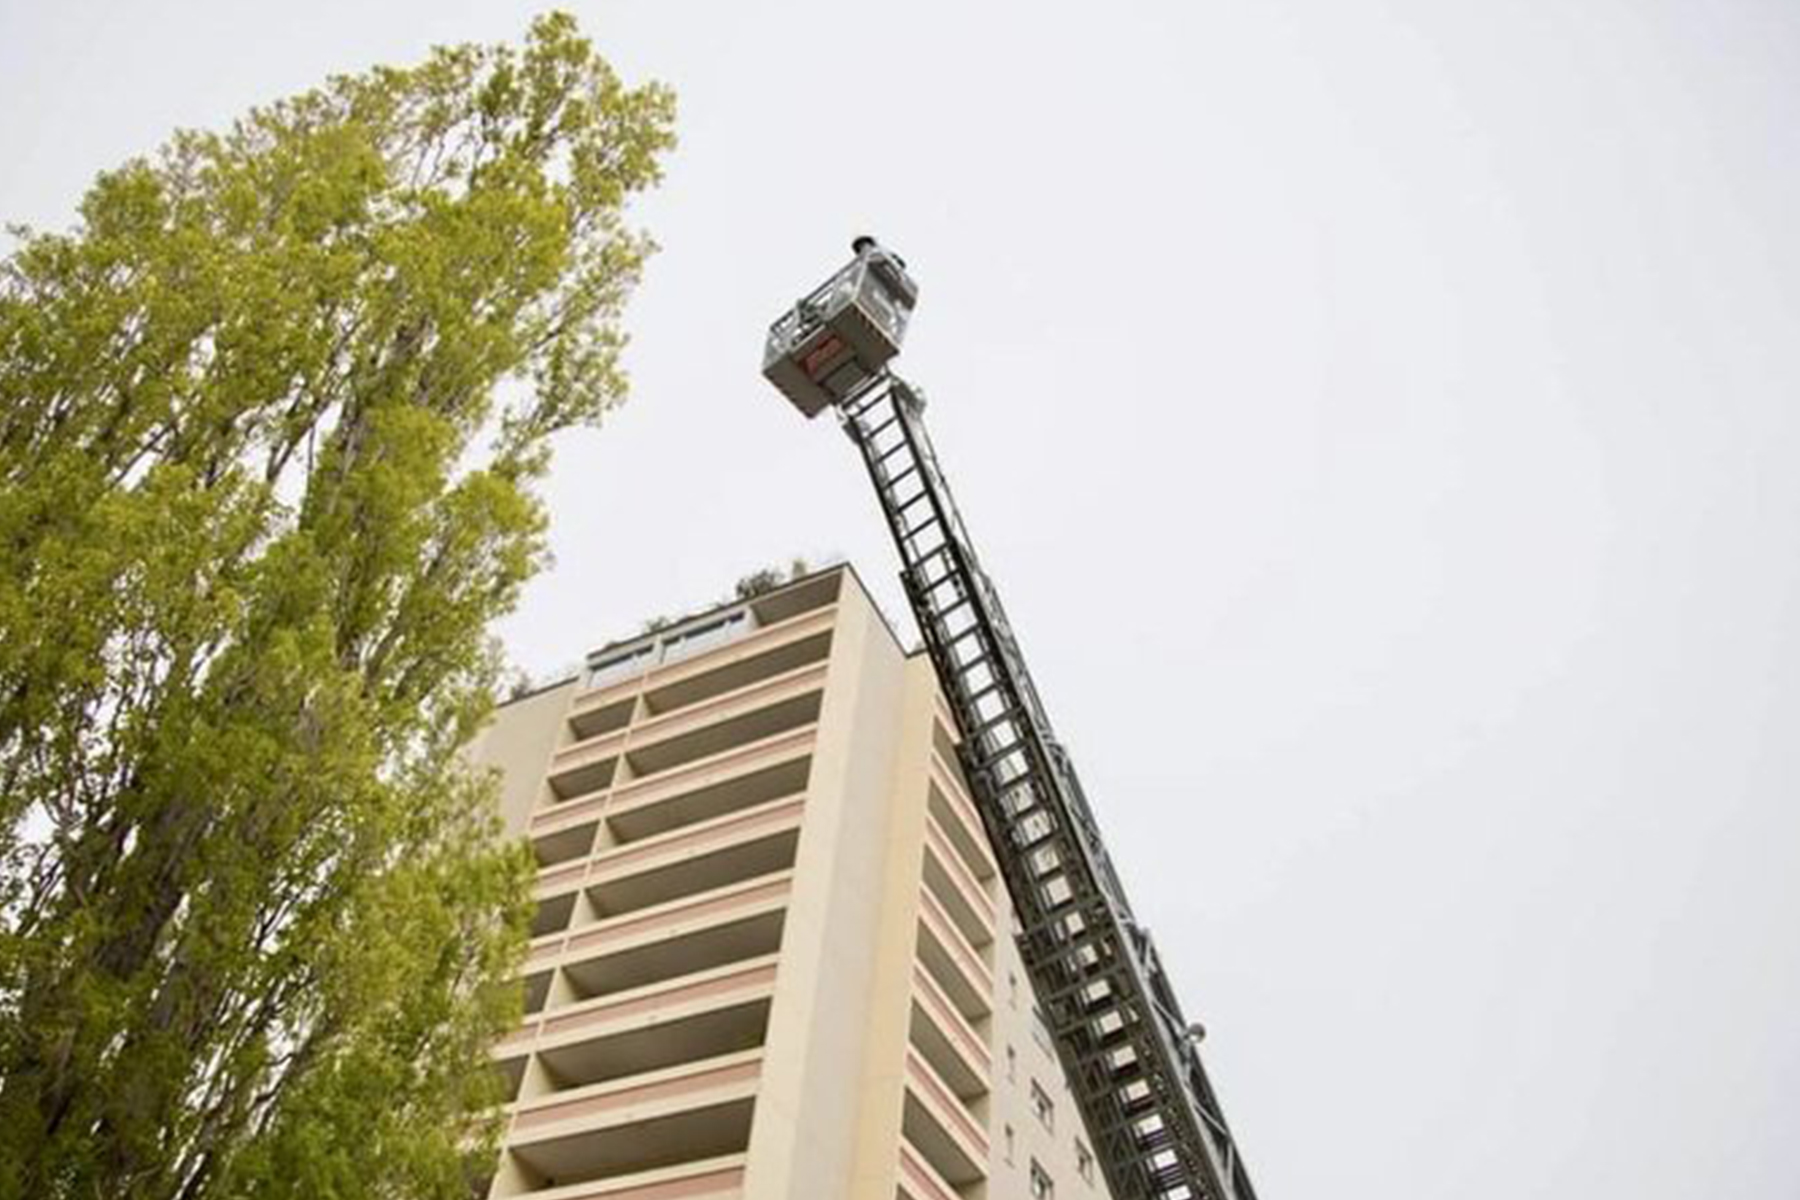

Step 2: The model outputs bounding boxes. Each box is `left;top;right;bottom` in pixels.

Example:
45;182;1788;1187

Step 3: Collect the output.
762;239;1259;1200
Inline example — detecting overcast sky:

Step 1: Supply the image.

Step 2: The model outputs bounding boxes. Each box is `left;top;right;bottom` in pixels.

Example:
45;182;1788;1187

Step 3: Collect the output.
4;1;1797;1196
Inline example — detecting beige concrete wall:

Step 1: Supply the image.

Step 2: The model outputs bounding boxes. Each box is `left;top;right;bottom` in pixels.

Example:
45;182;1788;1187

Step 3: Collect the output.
466;679;579;837
742;577;910;1200
845;657;942;1199
987;923;1108;1198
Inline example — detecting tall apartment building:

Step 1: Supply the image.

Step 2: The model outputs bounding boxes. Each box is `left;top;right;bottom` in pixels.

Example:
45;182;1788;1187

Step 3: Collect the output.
467;565;1114;1200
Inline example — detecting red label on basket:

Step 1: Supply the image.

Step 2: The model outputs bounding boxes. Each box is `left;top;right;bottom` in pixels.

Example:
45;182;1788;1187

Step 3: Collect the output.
802;335;845;380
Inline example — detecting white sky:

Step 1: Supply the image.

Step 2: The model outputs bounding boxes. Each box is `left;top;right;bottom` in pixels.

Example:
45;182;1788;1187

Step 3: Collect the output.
4;2;1798;1196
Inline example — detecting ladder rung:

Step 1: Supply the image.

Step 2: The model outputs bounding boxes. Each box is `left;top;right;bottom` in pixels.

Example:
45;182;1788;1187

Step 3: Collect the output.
894;488;931;517
929;614;981;651
843;397;884;422
898;506;945;536
970;736;1026;772
911;547;955;582
1031;917;1119;961
941;621;984;650
945;658;994;692
926;591;972;624
956;679;1006;712
846;390;889;417
990;771;1041;809
947;682;997;718
1041;969;1129;1015
1002;807;1059;841
966;706;1022;742
904;557;952;585
881;462;920;489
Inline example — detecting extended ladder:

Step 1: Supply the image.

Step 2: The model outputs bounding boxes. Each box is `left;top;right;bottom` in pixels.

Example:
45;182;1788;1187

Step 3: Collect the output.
837;373;1257;1200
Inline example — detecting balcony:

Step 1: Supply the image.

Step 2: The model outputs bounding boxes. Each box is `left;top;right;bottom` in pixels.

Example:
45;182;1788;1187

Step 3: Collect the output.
567;697;634;743
909;964;989;1103
531;806;604;865
901;1048;986;1188
928;720;977;810
924;774;995;885
626;662;826;762
508;1155;746;1200
532;890;579;938
523;957;778;1051
547;740;621;804
529;733;811;883
743;570;843;626
623;691;820;782
897;1138;963;1200
568;573;840;714
510;1051;760;1137
642;625;832;718
587;797;803;920
506;1054;760;1190
528;793;803;936
536;998;771;1094
501;956;777;1067
496;1055;528;1104
553;874;791;1001
607;737;811;843
535;857;588;905
921;820;995;952
561;873;791;960
916;889;992;1022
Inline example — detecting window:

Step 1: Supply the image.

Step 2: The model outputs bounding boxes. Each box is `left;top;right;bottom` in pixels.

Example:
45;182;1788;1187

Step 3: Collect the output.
1032;1005;1053;1052
1030;1079;1055;1131
1076;1139;1095;1184
1003;1123;1015;1165
1029;1160;1055;1199
658;611;750;665
1006;1044;1017;1082
1008;970;1019;1010
586;644;653;690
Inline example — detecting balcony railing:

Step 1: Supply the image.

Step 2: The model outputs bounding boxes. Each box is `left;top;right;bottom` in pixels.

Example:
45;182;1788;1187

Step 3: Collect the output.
504;956;779;1057
897;1138;962;1200
534;999;772;1096
623;693;820;782
902;1047;987;1185
925;757;993;881
505;1091;755;1192
527;729;813;878
571;574;840;708
509;1050;762;1138
626;663;827;758
924;769;995;883
559;874;792;965
912;963;991;1083
605;731;813;843
558;885;789;1003
515;1154;747;1200
916;889;992;1019
587;800;803;921
921;821;995;948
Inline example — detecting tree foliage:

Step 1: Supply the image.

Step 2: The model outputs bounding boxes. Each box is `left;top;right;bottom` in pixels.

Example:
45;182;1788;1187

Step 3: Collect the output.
0;14;674;1198
733;558;812;600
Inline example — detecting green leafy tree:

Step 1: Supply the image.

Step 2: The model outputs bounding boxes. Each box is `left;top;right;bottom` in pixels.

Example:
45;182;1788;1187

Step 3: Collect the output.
0;14;674;1199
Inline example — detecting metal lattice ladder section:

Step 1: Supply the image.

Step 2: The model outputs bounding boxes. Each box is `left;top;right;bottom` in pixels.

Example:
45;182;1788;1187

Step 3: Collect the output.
838;374;1257;1200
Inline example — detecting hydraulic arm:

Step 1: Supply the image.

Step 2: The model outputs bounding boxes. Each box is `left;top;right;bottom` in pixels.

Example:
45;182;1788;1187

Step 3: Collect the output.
763;240;1257;1200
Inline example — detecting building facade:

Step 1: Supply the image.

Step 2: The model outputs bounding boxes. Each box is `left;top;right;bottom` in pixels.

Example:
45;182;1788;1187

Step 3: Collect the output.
467;566;1112;1200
